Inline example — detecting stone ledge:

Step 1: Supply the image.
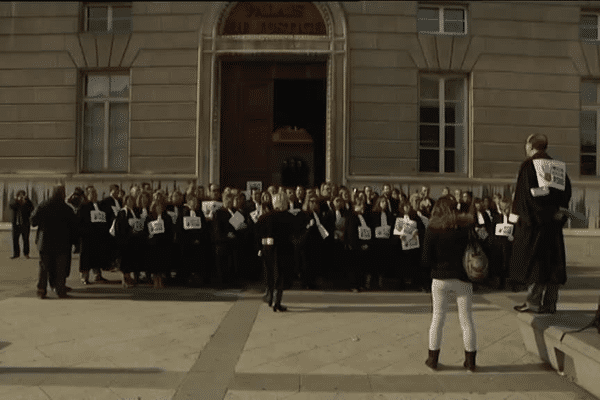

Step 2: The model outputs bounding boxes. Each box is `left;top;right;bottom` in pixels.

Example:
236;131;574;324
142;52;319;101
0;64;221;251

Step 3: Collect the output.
517;310;600;399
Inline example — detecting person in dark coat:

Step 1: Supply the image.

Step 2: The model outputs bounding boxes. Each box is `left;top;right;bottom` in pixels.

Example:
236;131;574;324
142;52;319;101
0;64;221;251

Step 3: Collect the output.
114;194;146;288
370;196;395;289
511;133;572;314
175;195;209;286
145;197;174;288
213;193;245;287
261;193;298;311
490;198;515;290
422;197;477;372
344;201;372;292
100;184;123;271
9;190;34;259
30;185;77;299
77;186;111;284
395;201;426;291
298;194;327;289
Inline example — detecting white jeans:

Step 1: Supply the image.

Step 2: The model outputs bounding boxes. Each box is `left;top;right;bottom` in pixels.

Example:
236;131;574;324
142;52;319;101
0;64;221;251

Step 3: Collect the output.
428;278;477;352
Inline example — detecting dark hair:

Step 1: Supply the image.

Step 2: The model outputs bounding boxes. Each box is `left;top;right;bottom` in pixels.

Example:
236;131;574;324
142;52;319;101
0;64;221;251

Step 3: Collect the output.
16;190;26;197
109;184;119;192
527;133;548;151
51;185;66;202
428;197;473;231
136;191;151;209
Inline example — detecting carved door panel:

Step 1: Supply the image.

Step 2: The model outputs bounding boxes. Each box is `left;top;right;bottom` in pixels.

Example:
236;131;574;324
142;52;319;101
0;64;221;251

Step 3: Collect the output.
221;64;273;189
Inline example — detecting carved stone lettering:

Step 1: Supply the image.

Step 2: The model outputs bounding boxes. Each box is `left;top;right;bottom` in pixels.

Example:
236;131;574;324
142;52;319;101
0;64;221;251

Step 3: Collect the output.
222;2;326;35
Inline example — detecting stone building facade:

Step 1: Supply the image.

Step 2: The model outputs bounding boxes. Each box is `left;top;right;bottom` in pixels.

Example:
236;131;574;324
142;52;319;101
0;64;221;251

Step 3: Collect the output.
1;1;600;245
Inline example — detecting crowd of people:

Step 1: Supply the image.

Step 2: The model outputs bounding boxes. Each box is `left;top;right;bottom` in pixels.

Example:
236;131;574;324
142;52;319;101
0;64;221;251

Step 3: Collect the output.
12;178;518;295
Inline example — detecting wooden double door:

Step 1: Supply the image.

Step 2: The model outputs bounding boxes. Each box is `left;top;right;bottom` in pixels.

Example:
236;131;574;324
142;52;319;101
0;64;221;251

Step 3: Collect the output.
220;61;326;190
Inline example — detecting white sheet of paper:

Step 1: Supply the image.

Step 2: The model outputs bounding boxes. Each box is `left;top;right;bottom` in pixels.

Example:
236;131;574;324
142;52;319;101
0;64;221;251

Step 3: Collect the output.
495;223;514;237
229;211;245;230
400;219;417;236
375;225;390;239
149;219;165;235
91;210;106;223
358;226;371;241
184;216;202;230
532;159;566;191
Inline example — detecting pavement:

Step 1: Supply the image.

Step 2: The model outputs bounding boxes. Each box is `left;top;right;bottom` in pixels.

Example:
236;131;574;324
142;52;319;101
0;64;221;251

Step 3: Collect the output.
0;242;599;399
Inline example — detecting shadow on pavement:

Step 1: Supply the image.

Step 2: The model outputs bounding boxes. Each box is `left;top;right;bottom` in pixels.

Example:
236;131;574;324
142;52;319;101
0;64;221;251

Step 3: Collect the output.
435;362;555;373
0;367;164;374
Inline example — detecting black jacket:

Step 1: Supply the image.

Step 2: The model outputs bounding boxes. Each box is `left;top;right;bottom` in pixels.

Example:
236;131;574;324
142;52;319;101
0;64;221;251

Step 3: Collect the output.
9;198;34;227
422;224;472;282
344;212;372;251
30;198;77;254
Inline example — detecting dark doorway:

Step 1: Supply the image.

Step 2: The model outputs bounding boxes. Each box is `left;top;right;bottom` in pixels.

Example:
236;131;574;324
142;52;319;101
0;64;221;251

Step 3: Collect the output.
273;79;326;188
220;61;326;190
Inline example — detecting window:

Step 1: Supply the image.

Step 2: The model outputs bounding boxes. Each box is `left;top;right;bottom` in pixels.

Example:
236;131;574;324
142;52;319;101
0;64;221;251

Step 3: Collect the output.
418;75;468;174
580;81;600;176
417;5;467;35
83;2;132;33
81;72;130;173
580;13;600;41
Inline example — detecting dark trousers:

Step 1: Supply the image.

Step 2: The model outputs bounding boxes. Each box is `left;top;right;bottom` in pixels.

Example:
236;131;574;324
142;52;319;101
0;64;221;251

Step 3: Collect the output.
526;282;560;312
214;243;238;286
38;253;69;295
263;247;285;306
12;224;30;257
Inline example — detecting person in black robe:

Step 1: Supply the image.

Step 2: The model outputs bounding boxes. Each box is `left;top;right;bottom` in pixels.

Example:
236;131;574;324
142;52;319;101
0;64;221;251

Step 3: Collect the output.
344;201;373;292
490;198;516;290
175;195;209;286
78;186;111;284
166;190;185;284
213;193;245;287
511;133;572;314
114;194;146;287
144;197;174;288
100;184;123;271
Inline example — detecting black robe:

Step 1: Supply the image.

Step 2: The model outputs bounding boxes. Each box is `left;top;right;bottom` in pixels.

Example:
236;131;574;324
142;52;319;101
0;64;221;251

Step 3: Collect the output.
508;151;572;285
77;202;112;272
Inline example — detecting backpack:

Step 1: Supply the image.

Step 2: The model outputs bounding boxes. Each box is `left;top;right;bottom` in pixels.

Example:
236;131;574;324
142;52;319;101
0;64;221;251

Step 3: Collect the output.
463;228;489;282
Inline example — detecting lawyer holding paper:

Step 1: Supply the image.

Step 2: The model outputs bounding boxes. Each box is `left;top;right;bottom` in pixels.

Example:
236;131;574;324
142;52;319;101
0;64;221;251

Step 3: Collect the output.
511;134;572;314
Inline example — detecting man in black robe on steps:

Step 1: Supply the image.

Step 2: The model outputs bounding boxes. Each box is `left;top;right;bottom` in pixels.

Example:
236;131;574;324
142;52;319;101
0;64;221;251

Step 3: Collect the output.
511;133;572;314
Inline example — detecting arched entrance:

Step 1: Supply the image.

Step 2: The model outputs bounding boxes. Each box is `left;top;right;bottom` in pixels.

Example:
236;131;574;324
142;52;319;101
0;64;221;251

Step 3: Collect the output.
198;2;348;189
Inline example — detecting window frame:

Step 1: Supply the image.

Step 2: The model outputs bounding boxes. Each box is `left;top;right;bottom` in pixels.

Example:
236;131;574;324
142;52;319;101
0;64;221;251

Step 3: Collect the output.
580;81;600;176
82;2;132;34
418;74;469;174
417;5;468;36
79;70;131;174
580;12;600;42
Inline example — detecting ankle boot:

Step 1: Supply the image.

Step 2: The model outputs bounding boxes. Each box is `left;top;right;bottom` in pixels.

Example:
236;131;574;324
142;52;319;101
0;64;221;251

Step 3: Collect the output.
425;349;440;370
463;351;476;372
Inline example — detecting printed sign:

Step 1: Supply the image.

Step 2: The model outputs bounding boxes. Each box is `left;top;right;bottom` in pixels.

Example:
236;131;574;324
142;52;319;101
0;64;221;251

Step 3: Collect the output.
533;159;566;191
183;216;202;230
358;226;372;241
495;223;514;237
128;218;144;232
375;225;391;239
202;201;223;219
401;234;420;251
149;219;165;236
91;210;106;223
